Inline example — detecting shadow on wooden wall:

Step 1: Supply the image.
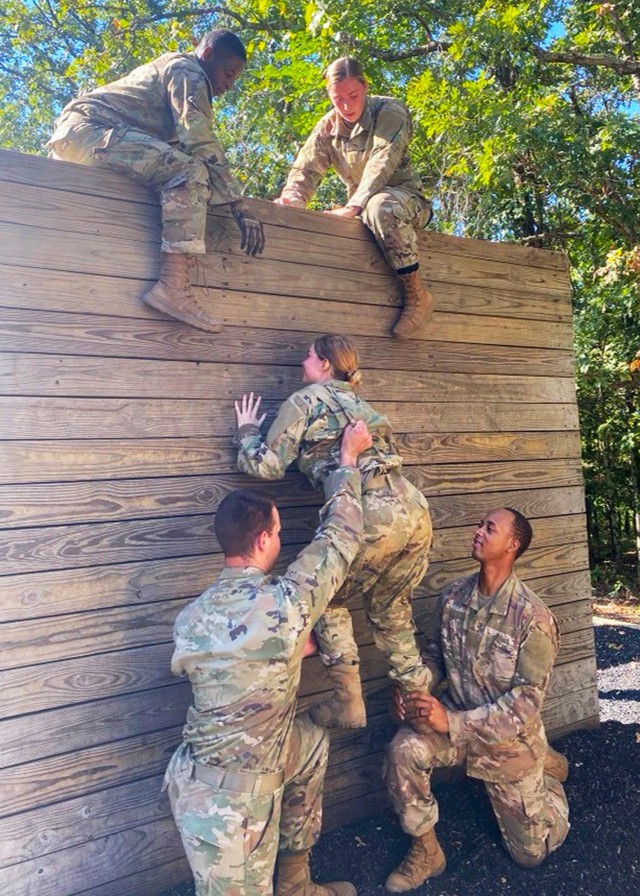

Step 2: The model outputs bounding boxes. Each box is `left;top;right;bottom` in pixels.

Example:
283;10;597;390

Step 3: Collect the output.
0;149;597;896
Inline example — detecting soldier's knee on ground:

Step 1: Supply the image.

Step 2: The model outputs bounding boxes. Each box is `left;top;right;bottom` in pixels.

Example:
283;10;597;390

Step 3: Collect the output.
509;844;548;869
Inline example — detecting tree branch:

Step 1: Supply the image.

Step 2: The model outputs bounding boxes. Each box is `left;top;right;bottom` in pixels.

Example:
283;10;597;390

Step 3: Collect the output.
133;5;264;31
366;40;452;62
532;45;640;76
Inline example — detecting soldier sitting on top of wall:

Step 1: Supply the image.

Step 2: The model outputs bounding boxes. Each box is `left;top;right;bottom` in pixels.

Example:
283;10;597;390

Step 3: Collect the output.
383;508;571;893
163;419;372;896
48;29;265;333
275;56;434;340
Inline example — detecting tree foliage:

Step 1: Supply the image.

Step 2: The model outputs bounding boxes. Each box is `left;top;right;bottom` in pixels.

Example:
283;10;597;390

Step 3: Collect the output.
2;0;639;574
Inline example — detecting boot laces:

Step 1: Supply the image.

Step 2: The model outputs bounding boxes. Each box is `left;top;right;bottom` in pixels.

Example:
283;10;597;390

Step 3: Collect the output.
396;840;429;881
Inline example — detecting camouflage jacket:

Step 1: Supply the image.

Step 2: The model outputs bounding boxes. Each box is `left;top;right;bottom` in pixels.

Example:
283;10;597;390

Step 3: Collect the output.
50;52;242;205
236;380;403;493
279;95;425;210
423;572;560;782
170;466;362;774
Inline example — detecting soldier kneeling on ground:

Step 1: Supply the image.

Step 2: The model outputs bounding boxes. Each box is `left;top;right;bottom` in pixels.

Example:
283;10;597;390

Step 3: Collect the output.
383;507;570;892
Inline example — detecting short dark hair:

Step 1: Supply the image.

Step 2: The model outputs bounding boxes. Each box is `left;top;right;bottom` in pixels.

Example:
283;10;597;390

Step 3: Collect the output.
505;508;533;559
215;489;275;557
196;29;247;62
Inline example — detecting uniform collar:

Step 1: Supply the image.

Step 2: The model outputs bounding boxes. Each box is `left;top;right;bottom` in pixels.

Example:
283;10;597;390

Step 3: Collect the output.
326;378;353;392
330;96;373;139
469;572;517;616
193;53;214;102
219;565;266;580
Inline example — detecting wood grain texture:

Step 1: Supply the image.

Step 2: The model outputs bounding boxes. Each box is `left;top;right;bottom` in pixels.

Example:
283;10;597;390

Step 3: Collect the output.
0;396;580;439
0;308;575;374
0;147;595;896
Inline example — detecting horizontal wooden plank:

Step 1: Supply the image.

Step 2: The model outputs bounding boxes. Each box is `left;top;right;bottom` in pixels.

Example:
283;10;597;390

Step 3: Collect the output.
74;859;190;896
0;504;585;578
0;685;190;769
0;644;177;719
0;434;582;485
76;859;190;896
0;396;580;440
0;149;154;206
0;773;170;866
0;726;181;817
0;472;317;529
0;220;395;300
0;816;183;896
0;178;159;246
0;501;588;625
0;597;187;670
427;485;586;529
420;229;569;272
205;206;573;297
0;475;584;533
0;264;576;347
10;180;569;303
211;289;575;346
0;308;575;375
0;354;576;401
0;150;571;270
0;572;593;719
405;457;584;499
0;523;588;670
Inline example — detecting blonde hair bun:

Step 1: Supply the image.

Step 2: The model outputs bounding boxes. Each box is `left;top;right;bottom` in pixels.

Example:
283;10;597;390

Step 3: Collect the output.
313;334;363;388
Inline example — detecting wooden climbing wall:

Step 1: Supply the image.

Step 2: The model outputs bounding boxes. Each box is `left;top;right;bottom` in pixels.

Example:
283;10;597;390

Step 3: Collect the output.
0;148;598;896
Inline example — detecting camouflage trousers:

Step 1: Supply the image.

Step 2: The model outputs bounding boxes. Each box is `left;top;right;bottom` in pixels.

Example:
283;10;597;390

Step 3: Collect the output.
361;187;432;272
314;473;433;691
163;713;329;896
48;113;210;254
384;725;570;867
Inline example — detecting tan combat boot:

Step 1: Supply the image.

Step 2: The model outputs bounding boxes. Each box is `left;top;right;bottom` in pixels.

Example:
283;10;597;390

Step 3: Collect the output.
544;745;569;783
143;253;222;333
392;269;434;339
309;663;366;729
385;829;446;893
276;850;356;896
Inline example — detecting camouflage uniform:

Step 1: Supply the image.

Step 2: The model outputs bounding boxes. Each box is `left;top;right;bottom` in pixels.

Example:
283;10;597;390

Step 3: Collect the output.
237;380;433;692
47;52;242;255
163;466;363;895
279;96;431;271
384;572;570;867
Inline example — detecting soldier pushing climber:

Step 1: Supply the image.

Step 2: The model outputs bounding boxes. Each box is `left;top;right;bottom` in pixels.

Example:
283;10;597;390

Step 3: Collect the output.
48;29;265;333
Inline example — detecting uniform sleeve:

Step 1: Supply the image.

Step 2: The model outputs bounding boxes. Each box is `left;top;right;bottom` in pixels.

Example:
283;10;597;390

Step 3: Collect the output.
279;466;363;626
348;104;412;210
420;592;447;692
447;618;559;746
279;124;333;207
164;62;242;205
237;394;309;480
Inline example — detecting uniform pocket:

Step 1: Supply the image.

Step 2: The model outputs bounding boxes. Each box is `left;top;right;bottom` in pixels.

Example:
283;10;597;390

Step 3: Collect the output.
474;629;518;684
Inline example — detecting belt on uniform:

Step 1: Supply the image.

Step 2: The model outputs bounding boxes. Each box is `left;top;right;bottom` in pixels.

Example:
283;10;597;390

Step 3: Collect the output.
193;760;284;795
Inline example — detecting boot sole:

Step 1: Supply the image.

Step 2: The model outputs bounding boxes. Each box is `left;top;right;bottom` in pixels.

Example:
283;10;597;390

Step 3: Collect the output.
385;858;446;893
308;707;367;729
143;293;222;334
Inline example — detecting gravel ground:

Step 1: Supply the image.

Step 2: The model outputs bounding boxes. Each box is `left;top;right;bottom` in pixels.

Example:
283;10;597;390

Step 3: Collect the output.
161;620;640;896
